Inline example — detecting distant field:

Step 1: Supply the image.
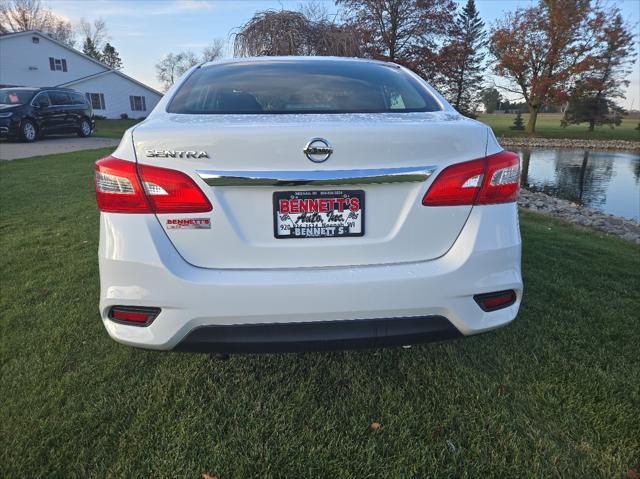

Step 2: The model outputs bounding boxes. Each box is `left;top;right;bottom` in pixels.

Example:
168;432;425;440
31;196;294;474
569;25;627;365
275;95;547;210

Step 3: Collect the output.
479;113;640;141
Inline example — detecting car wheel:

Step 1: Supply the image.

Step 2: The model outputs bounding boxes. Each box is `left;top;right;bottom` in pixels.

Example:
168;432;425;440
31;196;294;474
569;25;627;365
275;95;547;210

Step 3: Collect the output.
20;120;37;143
78;119;93;138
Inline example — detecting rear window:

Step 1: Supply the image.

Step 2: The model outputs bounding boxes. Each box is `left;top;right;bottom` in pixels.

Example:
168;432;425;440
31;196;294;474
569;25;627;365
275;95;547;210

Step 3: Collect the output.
0;89;35;105
168;60;441;114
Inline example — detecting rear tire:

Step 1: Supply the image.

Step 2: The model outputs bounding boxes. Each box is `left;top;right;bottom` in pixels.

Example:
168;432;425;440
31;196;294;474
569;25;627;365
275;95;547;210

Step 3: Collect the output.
78;118;92;138
20;120;37;143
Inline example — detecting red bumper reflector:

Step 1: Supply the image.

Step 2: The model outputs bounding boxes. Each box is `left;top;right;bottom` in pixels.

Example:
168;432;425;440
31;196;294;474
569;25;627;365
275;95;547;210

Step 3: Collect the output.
474;290;517;312
109;306;161;326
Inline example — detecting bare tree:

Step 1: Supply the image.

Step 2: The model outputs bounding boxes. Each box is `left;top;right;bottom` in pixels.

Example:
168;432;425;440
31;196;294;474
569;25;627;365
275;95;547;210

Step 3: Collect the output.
155;51;199;92
155;40;226;91
202;38;225;62
299;0;330;23
234;10;311;57
233;9;360;57
0;0;74;46
310;20;363;57
78;17;108;51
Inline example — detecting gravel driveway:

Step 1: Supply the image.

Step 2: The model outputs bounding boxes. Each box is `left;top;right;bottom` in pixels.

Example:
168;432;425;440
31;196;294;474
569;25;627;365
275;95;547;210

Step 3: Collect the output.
0;136;119;160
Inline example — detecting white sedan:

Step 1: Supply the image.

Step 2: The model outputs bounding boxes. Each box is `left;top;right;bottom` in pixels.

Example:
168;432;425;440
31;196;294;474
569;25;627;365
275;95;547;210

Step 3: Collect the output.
94;57;522;353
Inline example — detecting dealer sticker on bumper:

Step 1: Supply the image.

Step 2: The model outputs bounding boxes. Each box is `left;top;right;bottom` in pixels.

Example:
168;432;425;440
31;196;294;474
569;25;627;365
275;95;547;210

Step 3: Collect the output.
166;218;211;229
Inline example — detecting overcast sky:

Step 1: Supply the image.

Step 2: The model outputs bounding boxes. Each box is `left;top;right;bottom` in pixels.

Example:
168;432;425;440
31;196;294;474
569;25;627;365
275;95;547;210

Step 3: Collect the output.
51;0;640;108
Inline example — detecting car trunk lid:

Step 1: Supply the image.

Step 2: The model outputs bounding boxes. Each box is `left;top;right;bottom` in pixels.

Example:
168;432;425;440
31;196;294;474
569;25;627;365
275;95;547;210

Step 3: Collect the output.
133;112;488;269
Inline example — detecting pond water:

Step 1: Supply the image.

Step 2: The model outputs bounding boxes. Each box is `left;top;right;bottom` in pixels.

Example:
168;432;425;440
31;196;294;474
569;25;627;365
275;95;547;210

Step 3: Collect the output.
515;148;640;221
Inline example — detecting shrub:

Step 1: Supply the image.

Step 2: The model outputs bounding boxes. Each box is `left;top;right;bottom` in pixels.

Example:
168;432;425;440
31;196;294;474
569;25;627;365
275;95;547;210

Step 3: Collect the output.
510;111;525;130
93;115;107;120
120;113;129;119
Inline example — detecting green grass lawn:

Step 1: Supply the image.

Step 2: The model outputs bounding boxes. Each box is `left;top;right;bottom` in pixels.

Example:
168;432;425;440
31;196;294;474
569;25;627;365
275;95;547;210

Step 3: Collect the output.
479;113;640;141
93;118;142;138
1;149;639;478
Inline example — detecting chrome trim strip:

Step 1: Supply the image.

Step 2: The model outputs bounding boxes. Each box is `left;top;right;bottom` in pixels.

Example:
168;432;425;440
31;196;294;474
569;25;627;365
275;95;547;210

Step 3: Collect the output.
196;166;436;187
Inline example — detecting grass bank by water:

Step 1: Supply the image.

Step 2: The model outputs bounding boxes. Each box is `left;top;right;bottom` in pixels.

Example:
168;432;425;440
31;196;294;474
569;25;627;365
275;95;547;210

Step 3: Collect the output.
479;113;640;141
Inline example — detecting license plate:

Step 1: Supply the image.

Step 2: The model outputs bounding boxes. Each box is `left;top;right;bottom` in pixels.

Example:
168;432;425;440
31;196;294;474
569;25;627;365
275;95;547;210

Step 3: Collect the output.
273;190;365;239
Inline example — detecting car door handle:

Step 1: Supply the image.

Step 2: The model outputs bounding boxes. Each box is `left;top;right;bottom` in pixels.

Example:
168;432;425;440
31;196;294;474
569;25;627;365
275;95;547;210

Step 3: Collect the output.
196;166;436;187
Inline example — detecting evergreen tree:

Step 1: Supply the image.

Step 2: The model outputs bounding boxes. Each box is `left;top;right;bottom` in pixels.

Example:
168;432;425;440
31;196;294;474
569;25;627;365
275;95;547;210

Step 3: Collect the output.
439;0;487;116
82;36;101;61
510;111;525;131
101;42;123;70
561;92;623;131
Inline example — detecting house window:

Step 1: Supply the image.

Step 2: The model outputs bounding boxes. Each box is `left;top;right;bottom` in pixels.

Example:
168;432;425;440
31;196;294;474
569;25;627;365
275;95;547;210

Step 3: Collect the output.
130;95;146;111
49;57;67;72
86;93;105;110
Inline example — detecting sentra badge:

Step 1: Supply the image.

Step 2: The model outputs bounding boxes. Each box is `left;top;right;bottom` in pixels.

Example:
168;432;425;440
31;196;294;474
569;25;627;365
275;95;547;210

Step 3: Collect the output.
146;150;209;159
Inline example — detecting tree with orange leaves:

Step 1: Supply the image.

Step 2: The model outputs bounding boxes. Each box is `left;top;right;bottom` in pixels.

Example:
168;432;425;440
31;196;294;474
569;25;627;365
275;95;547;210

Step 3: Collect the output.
489;0;608;134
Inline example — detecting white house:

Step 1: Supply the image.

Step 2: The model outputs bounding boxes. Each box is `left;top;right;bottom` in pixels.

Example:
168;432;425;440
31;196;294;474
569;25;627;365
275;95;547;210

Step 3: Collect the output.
0;30;162;119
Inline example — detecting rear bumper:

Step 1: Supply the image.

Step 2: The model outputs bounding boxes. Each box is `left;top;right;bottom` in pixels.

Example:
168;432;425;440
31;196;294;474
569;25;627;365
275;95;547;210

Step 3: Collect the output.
98;203;523;352
175;316;461;353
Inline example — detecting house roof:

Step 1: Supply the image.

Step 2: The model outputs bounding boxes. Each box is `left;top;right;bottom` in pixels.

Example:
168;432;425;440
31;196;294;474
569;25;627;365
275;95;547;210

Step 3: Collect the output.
0;30;162;97
56;69;162;98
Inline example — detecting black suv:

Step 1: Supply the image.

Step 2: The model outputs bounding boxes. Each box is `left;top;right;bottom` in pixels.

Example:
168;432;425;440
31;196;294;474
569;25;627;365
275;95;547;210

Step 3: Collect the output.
0;87;95;142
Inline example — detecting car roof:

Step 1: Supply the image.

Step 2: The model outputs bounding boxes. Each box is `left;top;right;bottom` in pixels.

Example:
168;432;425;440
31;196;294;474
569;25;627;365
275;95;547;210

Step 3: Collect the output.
38;87;80;92
200;56;401;69
0;87;39;91
0;87;80;93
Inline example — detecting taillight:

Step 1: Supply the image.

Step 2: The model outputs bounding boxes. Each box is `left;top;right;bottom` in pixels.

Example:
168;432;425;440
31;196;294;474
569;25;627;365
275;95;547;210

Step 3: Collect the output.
477;151;520;204
94;156;212;214
422;151;520;206
137;163;212;213
95;158;150;212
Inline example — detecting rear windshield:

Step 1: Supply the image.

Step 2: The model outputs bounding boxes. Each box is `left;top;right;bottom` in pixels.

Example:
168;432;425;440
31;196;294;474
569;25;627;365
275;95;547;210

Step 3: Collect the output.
168;60;441;114
0;89;35;105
